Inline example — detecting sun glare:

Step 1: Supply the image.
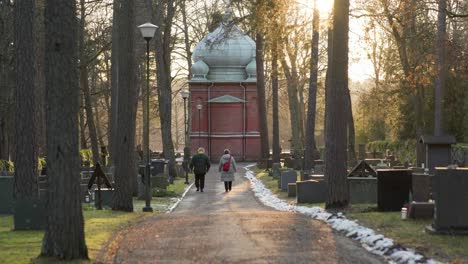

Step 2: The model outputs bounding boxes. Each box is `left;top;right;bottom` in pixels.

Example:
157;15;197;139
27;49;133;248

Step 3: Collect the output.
315;0;333;15
298;0;333;16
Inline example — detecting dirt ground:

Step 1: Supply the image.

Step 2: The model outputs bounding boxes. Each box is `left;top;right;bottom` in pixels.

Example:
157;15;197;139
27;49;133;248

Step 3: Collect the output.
105;164;386;264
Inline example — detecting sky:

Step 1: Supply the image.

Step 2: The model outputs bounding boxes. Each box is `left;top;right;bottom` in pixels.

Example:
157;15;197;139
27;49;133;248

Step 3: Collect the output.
298;0;375;81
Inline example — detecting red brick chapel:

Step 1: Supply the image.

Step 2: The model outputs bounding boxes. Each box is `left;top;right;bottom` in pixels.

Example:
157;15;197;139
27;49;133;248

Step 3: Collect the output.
189;8;260;161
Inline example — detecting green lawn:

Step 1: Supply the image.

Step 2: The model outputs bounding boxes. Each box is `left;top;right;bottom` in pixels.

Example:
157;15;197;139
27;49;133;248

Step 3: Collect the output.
347;210;468;263
252;165;468;263
0;176;192;264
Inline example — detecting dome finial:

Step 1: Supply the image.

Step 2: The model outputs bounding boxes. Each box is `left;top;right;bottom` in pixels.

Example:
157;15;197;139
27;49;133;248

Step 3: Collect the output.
223;0;233;23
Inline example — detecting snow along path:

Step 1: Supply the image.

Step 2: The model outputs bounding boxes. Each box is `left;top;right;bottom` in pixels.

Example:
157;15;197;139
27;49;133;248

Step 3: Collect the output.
243;164;442;264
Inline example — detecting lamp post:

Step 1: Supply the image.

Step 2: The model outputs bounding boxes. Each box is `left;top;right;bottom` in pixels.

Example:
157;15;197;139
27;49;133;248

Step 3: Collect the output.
138;22;158;213
197;103;202;148
181;90;190;184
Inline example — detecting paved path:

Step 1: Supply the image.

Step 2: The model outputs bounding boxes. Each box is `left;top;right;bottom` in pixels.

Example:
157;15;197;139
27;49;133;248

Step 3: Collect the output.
112;164;385;264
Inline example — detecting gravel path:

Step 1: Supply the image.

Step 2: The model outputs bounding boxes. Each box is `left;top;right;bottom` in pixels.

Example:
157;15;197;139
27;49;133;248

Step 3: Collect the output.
111;164;385;264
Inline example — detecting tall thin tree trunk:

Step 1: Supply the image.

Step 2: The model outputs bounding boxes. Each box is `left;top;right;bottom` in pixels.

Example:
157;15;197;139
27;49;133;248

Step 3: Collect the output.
181;0;192;152
272;42;280;164
79;0;100;165
41;0;88;258
14;0;38;202
434;0;446;136
109;0;120;167
112;0;136;212
79;101;87;150
325;0;349;209
256;33;270;160
345;84;356;165
154;0;177;181
304;0;320;173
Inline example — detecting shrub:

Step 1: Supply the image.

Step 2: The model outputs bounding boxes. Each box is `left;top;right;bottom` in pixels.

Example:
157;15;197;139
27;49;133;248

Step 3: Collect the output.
0;160;14;175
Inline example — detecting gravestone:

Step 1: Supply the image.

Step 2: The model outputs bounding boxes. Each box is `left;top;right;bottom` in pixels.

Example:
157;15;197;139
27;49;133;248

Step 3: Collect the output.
0;176;14;214
94;188;114;208
296;180;326;204
348;177;377;204
314;165;324;174
280;170;297;191
418;135;456;174
409;202;434;219
377;169;412;211
284;157;295;169
428;168;468;234
348;160;377;178
412;172;432;202
14;198;45;230
151;159;168;188
288;183;296;197
272;163;281;178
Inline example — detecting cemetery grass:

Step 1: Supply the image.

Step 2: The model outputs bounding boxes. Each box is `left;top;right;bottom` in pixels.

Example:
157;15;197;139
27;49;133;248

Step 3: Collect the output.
347;210;468;263
253;166;467;262
0;175;192;264
0;210;149;264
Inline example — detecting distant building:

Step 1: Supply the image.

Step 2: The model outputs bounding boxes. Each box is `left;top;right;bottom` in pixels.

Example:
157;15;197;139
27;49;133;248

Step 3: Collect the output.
189;7;260;161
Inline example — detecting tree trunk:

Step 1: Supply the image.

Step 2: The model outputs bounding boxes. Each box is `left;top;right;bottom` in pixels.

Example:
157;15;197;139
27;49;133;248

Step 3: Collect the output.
345;84;357;165
41;0;88;259
112;0;136;212
256;33;270;160
434;0;446;136
325;0;349;209
154;0;177;182
271;43;280;164
79;0;100;165
14;0;38;201
303;0;320;173
109;0;120;167
181;0;192;153
79;101;87;150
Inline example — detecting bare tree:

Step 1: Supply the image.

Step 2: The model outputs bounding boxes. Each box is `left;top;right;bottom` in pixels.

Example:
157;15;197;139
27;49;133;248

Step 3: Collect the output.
41;0;88;258
271;40;280;163
256;32;270;161
325;0;350;209
153;0;178;181
303;0;320;173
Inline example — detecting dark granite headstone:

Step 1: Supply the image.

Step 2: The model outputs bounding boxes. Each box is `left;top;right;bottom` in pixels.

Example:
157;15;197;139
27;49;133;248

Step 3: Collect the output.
412;173;432;202
430;168;468;233
418;135;456;174
13;198;46;230
284;157;295;169
409;202;434;219
377;169;412;211
296;180;326;204
348;160;377;178
280;170;297;191
94;188;114;208
348;177;377;204
288;183;296;197
0;176;14;214
272;163;281;178
151;159;166;176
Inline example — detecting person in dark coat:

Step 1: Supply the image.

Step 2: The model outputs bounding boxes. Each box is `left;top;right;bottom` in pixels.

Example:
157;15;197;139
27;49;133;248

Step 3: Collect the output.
218;149;237;192
189;147;211;192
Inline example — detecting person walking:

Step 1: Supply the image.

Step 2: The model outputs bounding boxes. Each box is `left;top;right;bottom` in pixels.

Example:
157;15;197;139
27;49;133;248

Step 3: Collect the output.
219;149;237;192
189;147;211;192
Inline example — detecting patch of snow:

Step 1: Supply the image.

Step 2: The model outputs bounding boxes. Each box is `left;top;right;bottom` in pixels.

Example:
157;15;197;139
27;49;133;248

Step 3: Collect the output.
243;165;443;264
166;182;194;213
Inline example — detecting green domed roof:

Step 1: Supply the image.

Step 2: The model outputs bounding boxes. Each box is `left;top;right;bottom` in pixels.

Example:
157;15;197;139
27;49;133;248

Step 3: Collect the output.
191;22;256;83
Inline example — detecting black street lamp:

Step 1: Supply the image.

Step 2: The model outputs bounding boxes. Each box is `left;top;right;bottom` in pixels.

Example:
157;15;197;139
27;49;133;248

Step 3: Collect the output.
197;103;202;148
181;90;190;184
138;22;158;213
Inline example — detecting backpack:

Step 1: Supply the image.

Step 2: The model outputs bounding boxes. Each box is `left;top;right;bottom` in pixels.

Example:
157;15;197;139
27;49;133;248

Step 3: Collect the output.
222;155;231;172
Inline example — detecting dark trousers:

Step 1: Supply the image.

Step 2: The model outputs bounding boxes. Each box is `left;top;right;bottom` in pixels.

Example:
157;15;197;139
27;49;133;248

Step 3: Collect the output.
224;181;232;191
195;173;205;190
